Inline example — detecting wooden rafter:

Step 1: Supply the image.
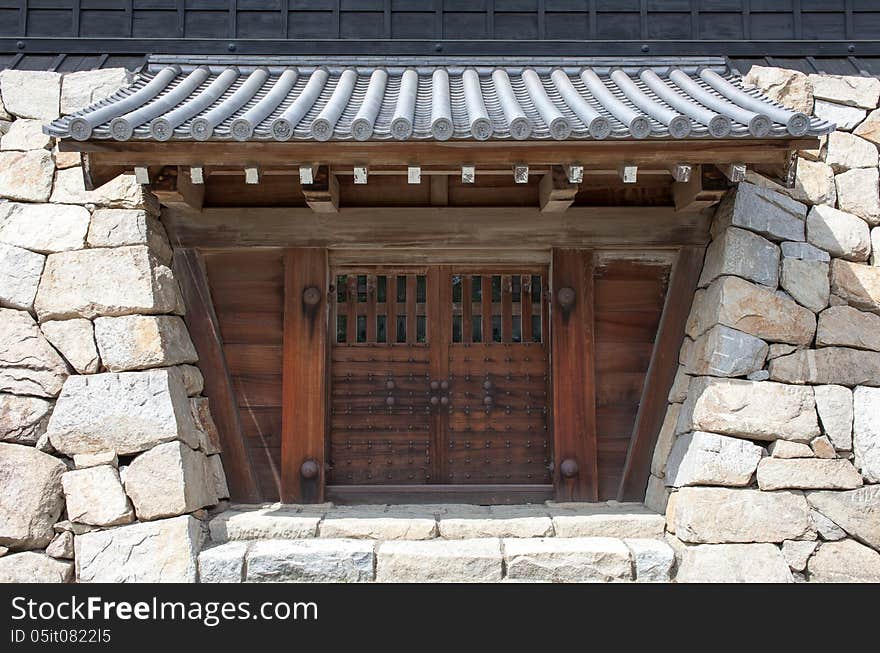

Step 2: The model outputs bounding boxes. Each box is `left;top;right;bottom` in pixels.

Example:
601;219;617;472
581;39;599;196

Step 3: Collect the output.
539;165;580;213
673;164;730;212
300;164;339;213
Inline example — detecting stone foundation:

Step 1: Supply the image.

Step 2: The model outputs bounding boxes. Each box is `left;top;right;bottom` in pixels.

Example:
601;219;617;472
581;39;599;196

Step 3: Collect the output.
1;65;879;582
0;68;229;583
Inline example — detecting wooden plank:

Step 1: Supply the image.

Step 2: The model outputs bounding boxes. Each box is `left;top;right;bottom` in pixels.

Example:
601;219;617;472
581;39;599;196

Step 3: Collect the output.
551;248;598;501
345;274;357;344
481;274;493;343
366;273;377;344
617;246;706;502
501;274;513;343
163;206;711;249
539;165;579;212
387;274;398;344
281;248;329;503
430;266;451;483
430;174;449;206
406;274;417;344
172;249;260;502
522;274;533;343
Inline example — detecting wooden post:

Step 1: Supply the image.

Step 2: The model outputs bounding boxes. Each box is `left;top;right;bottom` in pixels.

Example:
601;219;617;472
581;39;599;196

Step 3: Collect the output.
281;248;329;503
551;248;598;501
617;246;705;502
172;249;260;503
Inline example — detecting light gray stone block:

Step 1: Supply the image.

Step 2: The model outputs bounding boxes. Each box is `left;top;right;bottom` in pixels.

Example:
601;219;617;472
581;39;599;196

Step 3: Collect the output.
675;542;793;582
711;182;806;243
817;306;880;352
94;315;198;372
377;539;502;583
756;458;863;491
0;150;54;202
0;442;65;550
247;539;374;583
62;465;133;527
699;227;780;288
853;386;880;482
770;347;880;387
0;243;44;311
504;537;632;583
198;541;248;583
807;539;880;582
209;507;322;542
40;319;100;374
807;204;872;261
665;431;764;488
0;394;52;444
686;324;768;377
0;202;91;253
807;486;880;549
781;258;829;313
0;552;72;583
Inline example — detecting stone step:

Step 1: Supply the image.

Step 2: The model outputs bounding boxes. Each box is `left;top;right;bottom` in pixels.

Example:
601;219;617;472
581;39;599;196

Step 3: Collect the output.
198;536;675;583
208;502;666;544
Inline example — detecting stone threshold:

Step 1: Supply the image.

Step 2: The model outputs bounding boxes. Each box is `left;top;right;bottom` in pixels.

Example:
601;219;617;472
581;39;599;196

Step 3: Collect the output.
199;501;675;583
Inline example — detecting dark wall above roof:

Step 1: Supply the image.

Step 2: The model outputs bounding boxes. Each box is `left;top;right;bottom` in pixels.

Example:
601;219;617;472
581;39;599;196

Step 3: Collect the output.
2;1;880;74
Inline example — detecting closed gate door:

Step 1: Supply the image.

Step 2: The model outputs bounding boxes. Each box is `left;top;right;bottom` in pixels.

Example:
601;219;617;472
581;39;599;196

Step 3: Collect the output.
328;265;552;493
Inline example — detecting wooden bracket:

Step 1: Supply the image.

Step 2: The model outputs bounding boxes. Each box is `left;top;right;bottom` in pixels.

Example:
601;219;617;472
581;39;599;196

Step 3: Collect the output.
301;164;339;213
718;162;747;182
673;164;729;212
152;165;205;211
539;165;580;213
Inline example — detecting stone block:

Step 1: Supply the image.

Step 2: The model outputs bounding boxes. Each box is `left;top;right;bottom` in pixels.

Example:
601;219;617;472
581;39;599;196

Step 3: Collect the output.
675;542;793;582
624;538;675;582
320;506;438;540
711;183;806;242
768;440;814;458
208;507;321;542
198;541;248;583
0;308;68;398
247;539;374;583
73;451;118;469
50;168;158;212
808;74;880;109
756;458;863;490
781;240;830;262
811;509;846;541
665;431;763;488
75;515;205;583
87;208;172;263
62;465;134;527
550;508;665;539
835;167;880;226
0;442;65;550
807;204;872;261
673;487;813;544
0;394;52;444
825;131;879;172
831;259;880;313
0;70;61;120
0;150;54;202
190;397;221;454
207;454;229;500
813;384;854;451
686;276;815;345
743;66;814;114
650;403;681;477
35;246;180;321
94;315;197;372
686;325;768;378
0;119;52;151
677;377;819;443
854;107;880;145
47;368;201;455
806;486;880;550
699;227;779;288
807;539;880;582
46;531;74;560
781;540;817;572
0;202;90;253
61;68;133;114
853;386;880;482
813;99;866;130
0;552;72;583
769;347;880;387
40;319;100;374
503;537;632;583
0;243;44;311
817;306;880;352
124;441;217;521
780;258;829;312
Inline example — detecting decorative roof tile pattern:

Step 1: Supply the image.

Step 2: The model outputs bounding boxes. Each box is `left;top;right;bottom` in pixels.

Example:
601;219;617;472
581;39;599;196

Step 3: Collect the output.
46;56;834;143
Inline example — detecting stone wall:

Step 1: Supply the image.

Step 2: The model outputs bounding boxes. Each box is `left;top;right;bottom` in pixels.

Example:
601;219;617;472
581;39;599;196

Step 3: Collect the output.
647;67;880;582
0;69;230;583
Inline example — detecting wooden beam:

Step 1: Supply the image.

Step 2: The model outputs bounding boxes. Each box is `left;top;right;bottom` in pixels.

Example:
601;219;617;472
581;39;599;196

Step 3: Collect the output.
171;249;261;503
551;248;598;501
151;166;205;210
618;163;638;183
617;245;705;503
673;164;729;212
301;164;339;213
539;165;580;213
163;206;712;249
668;162;692;182
281;248;329;503
429;175;449;206
718;162;747;182
81;152;118;190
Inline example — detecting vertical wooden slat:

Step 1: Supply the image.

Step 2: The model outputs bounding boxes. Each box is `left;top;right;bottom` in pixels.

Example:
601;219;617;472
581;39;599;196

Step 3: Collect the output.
462;275;473;344
281;248;329;503
522;275;533;343
501;274;513;343
428;267;451;483
551;249;598;501
345;274;357;344
172;249;260;502
617;246;705;502
366;273;377;344
406;274;417;344
387;274;398;343
481;274;493;343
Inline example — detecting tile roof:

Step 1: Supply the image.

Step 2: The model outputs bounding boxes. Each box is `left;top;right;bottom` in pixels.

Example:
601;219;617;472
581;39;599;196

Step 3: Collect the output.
46;56;834;143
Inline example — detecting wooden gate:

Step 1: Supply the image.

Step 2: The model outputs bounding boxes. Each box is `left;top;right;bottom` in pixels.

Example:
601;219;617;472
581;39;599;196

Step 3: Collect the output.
327;265;552;501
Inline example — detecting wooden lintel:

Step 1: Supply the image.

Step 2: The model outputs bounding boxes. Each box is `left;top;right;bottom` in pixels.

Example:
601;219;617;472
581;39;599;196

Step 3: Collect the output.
301;164;339;213
64;138;818;174
429;175;449;206
151;166;205;210
539;165;579;213
673;164;730;212
163;205;712;250
172;249;261;503
617;246;705;502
